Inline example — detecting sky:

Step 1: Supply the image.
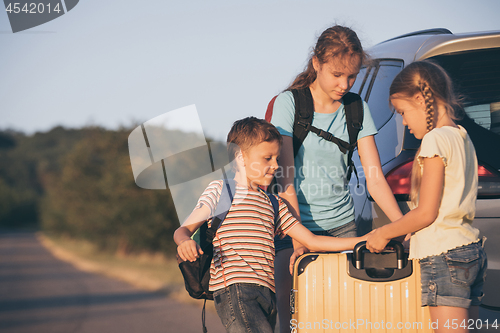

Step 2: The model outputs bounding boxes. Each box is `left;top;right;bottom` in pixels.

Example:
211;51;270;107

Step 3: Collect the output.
1;0;500;141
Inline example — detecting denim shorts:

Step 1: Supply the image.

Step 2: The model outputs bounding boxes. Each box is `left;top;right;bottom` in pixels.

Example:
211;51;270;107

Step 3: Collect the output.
419;239;487;308
213;283;277;333
274;220;357;252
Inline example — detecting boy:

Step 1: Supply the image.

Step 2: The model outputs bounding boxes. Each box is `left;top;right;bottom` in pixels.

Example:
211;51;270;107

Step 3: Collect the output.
174;117;366;333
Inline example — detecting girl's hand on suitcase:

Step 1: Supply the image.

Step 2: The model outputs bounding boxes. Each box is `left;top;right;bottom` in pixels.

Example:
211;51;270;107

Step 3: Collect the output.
366;229;390;253
289;246;309;274
177;239;203;262
402;233;411;249
391;234;411;249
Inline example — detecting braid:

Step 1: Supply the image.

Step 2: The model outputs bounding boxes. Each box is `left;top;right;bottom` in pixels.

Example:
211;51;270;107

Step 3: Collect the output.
390;60;462;207
419;81;435;132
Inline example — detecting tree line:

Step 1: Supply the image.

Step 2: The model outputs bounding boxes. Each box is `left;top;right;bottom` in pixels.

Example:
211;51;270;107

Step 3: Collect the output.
0;126;195;255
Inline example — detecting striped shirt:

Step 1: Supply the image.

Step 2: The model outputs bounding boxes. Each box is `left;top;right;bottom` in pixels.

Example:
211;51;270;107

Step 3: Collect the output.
195;180;299;293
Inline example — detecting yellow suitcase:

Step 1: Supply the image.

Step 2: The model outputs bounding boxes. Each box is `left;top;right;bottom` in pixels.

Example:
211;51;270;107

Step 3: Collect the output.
291;241;432;333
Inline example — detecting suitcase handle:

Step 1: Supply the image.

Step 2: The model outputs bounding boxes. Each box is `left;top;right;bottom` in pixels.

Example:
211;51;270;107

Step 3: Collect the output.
353;240;405;269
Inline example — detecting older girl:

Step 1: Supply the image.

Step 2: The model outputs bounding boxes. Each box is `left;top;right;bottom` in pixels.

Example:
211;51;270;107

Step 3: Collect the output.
268;25;403;332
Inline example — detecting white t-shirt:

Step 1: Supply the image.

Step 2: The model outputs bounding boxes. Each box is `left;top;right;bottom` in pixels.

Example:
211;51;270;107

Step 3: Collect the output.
409;126;480;259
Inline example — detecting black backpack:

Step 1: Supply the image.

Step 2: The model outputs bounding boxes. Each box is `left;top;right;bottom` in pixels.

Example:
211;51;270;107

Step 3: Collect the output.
178;179;236;302
265;87;364;182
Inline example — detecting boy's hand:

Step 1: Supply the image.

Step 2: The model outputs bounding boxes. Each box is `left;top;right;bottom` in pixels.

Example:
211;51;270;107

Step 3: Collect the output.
289;246;309;275
177;239;203;262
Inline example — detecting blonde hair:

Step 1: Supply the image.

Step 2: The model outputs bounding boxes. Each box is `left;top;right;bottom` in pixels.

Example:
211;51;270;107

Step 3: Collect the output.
287;25;368;90
389;60;462;204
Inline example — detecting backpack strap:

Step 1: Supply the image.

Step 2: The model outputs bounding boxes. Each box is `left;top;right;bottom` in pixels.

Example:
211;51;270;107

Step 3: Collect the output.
292;87;353;156
343;92;364;182
291;88;364;182
291;88;315;158
204;179;235;244
343;93;364;147
265;95;278;122
306;125;352;153
264;192;279;230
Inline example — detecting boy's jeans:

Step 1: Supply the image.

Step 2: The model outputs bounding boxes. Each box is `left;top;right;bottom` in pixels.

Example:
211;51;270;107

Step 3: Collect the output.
213;283;277;333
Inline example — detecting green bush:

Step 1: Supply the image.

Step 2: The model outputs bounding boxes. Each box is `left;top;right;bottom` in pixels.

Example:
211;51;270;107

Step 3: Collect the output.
0;126;201;256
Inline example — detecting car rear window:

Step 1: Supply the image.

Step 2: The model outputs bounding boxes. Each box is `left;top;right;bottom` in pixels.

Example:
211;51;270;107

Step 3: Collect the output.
431;48;500;171
352;60;404;130
463;103;500;134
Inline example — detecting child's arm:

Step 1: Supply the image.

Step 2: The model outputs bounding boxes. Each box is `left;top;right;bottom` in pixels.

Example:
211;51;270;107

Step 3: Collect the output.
276;136;308;255
174;204;212;262
366;156;444;253
287;223;367;273
287;223;367;253
358;135;404;222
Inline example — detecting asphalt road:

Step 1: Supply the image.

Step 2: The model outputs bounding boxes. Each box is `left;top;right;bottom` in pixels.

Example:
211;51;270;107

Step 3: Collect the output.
0;230;225;333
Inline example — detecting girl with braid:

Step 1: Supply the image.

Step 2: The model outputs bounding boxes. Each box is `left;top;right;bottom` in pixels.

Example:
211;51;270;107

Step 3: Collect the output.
366;61;487;333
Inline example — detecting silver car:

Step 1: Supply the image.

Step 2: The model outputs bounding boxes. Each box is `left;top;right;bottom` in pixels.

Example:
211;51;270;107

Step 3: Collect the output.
350;28;500;326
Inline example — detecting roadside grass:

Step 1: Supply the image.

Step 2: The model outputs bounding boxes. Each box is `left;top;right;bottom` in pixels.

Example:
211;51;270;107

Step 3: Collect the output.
37;232;281;331
38;232;212;310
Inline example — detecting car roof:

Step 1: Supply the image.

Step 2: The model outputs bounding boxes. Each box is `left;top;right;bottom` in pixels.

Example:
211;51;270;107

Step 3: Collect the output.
369;29;500;64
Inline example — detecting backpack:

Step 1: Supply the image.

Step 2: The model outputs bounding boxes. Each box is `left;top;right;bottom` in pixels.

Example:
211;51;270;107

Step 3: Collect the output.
177;179;279;332
265;87;364;182
178;179;236;301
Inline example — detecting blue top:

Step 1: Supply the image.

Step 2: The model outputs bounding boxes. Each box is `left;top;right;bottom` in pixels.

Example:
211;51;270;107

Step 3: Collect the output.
270;91;377;231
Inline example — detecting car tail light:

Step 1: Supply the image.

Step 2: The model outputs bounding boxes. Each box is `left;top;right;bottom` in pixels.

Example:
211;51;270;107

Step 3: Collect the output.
386;160;413;197
386;160;500;200
478;163;500;198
